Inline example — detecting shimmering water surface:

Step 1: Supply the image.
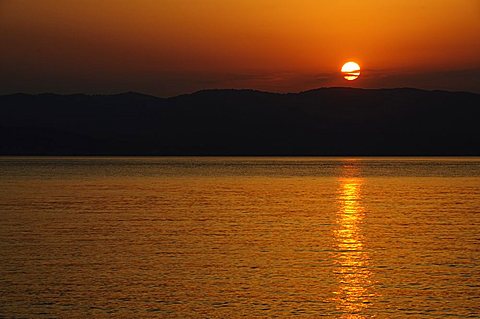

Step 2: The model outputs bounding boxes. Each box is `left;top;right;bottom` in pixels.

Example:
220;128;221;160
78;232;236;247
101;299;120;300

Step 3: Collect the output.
0;157;479;318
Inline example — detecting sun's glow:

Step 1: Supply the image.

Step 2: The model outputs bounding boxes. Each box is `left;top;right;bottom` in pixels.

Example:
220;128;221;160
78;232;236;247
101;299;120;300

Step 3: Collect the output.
332;163;374;317
341;62;361;81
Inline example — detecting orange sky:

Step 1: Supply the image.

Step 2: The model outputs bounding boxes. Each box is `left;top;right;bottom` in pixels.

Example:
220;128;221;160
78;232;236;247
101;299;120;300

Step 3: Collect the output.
1;0;479;95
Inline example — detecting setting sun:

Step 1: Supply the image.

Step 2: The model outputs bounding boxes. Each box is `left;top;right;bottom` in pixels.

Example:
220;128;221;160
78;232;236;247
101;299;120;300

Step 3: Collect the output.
342;62;361;81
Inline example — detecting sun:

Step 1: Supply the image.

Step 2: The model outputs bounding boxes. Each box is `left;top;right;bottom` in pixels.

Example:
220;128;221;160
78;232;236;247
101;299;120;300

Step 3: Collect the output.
341;62;361;81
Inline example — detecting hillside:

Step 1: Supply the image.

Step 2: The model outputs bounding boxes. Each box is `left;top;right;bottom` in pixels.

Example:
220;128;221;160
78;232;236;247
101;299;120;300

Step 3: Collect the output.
1;88;479;155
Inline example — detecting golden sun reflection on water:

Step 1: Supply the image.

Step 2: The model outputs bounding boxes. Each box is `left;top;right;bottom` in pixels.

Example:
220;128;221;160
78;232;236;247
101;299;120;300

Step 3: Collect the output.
333;167;374;318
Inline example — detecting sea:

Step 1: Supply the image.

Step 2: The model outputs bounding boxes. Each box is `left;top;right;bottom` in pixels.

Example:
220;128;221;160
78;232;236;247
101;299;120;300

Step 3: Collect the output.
0;157;479;318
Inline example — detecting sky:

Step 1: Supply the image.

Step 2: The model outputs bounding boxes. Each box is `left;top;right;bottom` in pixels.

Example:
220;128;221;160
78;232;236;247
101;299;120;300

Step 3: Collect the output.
1;0;479;96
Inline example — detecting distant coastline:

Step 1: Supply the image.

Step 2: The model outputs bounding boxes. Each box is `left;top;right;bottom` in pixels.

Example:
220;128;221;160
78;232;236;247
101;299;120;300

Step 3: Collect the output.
1;88;479;156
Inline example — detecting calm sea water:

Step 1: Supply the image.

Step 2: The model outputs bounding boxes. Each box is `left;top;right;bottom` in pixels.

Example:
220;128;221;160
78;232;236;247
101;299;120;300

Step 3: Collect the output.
0;157;479;318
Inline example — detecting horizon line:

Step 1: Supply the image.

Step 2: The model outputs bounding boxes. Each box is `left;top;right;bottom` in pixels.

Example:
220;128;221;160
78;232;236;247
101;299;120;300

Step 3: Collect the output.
1;86;479;99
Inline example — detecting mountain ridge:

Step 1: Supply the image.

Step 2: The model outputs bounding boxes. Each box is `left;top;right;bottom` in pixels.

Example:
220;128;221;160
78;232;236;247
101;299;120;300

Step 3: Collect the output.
1;87;479;155
4;86;479;99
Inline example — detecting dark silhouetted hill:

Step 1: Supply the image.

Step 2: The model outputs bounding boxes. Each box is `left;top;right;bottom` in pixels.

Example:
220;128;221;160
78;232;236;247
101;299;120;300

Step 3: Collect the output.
1;88;479;155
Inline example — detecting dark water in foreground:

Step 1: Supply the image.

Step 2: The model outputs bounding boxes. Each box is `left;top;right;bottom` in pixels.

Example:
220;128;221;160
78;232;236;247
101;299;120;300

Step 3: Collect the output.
0;157;479;318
